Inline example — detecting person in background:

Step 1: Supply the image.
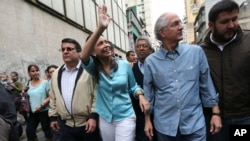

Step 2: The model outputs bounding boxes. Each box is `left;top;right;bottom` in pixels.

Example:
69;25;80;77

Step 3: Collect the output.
131;36;157;141
80;4;150;141
44;69;49;80
200;0;250;140
0;83;19;141
46;65;58;82
44;64;59;140
49;38;99;141
9;71;28;125
126;50;136;67
143;11;221;141
26;64;52;141
9;71;23;98
0;73;10;86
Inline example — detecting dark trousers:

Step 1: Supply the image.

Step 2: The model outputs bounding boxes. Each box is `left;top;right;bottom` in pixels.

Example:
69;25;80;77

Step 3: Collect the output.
52;129;60;141
205;115;250;141
135;114;149;141
26;110;52;140
58;119;101;141
135;114;157;141
20;111;28;122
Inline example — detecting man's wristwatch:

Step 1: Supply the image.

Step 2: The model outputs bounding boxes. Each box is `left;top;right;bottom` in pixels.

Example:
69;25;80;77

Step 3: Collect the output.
212;112;221;117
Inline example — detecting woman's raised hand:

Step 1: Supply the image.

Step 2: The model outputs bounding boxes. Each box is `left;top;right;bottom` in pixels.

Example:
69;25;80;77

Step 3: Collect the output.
98;4;112;28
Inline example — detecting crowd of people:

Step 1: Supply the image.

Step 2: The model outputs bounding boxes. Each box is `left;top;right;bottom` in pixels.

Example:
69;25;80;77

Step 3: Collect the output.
1;0;250;141
0;64;58;141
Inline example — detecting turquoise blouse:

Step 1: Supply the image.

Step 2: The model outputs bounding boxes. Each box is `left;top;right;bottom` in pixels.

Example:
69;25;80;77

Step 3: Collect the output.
27;80;50;113
83;57;142;122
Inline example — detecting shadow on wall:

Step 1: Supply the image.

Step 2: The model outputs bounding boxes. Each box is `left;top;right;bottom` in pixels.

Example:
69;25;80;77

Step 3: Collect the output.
0;58;50;83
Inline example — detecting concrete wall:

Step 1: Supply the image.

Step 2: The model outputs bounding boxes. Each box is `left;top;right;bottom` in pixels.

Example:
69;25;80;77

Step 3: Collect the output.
0;0;127;81
239;0;250;29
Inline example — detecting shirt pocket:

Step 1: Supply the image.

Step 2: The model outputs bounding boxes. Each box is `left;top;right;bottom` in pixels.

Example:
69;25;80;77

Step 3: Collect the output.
184;64;199;81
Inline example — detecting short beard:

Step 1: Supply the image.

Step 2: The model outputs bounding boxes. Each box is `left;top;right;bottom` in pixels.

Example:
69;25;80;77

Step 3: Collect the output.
213;27;236;44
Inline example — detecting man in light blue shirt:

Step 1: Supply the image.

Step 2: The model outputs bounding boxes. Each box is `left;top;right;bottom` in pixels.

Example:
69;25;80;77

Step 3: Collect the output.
144;12;222;141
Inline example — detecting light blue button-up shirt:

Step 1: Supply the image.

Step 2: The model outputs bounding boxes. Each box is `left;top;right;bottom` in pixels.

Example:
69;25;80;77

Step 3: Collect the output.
83;57;142;122
144;44;218;136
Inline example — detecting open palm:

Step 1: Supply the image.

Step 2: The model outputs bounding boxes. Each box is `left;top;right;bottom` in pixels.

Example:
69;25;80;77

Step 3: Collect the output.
98;4;111;28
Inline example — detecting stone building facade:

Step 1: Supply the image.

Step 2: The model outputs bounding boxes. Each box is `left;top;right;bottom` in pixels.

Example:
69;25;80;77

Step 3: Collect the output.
0;0;129;81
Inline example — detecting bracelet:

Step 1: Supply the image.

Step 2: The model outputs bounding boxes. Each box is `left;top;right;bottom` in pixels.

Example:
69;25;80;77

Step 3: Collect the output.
212;112;221;117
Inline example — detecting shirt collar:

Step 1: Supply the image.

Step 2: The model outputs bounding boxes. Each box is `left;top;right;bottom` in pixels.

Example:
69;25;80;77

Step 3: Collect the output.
63;60;81;71
137;61;144;74
160;44;181;58
138;61;143;66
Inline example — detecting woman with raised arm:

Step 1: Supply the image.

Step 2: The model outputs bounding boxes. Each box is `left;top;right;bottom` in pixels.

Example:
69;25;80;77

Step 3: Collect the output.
81;4;150;141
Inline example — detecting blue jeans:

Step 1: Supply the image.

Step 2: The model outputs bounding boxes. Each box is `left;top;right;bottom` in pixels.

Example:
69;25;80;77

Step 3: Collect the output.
58;119;101;141
205;115;250;141
26;110;52;140
156;127;206;141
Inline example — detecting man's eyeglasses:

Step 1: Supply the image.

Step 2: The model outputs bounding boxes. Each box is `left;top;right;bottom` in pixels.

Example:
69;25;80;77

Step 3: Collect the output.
136;45;149;49
169;20;183;28
59;47;76;52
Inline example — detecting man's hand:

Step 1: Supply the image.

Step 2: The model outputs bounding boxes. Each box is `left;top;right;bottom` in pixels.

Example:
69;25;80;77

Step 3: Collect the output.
210;115;222;134
85;118;97;133
50;121;60;131
144;114;154;141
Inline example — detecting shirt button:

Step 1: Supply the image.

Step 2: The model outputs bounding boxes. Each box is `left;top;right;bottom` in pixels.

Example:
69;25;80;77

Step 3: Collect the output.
176;80;178;82
174;70;176;72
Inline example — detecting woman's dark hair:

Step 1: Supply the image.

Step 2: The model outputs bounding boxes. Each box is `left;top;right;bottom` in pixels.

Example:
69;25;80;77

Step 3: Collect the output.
27;64;39;72
209;0;239;23
27;64;40;81
86;34;118;84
